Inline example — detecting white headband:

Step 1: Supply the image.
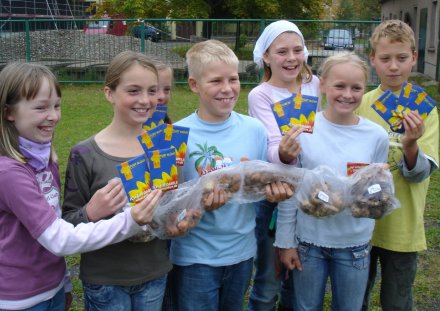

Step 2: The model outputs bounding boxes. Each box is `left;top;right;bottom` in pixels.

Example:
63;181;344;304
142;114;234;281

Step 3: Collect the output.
253;20;309;68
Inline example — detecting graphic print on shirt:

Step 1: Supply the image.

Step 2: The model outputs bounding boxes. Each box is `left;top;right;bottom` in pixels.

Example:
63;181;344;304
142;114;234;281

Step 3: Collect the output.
189;142;233;176
387;129;403;173
36;170;61;217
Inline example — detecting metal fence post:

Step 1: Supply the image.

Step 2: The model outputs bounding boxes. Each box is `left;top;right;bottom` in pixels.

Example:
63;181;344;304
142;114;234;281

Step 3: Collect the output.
257;20;266;81
140;21;145;53
25;20;31;62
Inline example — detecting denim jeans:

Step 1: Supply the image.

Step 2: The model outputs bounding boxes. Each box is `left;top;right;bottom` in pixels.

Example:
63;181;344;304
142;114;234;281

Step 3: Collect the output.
173;258;254;311
293;241;370;311
362;246;417;311
83;275;167;311
247;201;294;311
0;288;65;311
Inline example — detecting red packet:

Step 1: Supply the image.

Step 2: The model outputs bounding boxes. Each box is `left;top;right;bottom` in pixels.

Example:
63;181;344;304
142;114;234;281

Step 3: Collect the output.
147;147;178;192
347;162;369;176
117;154;151;204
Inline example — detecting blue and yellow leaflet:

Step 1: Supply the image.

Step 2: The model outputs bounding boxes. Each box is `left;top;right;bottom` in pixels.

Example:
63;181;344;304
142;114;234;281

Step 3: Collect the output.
143;105;168;131
147;147;178;192
371;83;436;133
137;125;164;153
138;123;190;166
117;154;151;204
271;93;319;134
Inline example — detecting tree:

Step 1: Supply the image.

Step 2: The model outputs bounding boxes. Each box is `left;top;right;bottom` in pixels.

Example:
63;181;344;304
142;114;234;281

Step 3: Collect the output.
333;0;380;21
89;0;171;18
90;0;330;20
336;0;354;20
224;0;329;20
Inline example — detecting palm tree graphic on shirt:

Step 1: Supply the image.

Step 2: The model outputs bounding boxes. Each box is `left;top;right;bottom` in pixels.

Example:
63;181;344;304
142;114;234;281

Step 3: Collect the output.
189;142;224;175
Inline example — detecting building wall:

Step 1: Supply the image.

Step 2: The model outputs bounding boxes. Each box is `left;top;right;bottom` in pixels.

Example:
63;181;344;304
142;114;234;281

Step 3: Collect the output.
380;0;439;80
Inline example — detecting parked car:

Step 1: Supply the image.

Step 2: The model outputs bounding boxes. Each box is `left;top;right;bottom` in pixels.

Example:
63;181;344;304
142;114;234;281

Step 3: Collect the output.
83;19;128;36
324;29;354;50
132;23;162;42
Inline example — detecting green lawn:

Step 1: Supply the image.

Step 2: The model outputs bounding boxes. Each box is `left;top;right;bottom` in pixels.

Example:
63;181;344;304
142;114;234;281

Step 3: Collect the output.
57;84;439;311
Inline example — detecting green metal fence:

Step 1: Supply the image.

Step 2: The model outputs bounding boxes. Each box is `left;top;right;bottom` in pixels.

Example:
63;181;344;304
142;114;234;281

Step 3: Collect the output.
0;18;380;85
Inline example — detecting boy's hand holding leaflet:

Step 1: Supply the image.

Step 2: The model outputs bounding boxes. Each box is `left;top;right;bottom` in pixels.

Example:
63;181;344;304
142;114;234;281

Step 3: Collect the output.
371;82;435;133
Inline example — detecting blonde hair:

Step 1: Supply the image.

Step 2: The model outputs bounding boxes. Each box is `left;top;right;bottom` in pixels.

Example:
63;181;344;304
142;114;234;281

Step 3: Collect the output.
262;31;313;84
150;57;174;85
186;40;239;80
0;62;61;163
370;20;416;56
319;52;368;86
105;51;158;90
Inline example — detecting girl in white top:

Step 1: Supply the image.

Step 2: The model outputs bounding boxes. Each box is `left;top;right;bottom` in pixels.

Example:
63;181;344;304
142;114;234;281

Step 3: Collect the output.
276;53;389;310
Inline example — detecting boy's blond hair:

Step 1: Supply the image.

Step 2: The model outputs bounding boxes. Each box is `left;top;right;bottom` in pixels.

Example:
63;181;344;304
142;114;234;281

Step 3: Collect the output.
186;40;239;80
370;20;416;56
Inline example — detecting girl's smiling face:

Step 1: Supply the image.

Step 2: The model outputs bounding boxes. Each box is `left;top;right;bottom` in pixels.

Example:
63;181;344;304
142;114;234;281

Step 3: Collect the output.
6;78;61;143
263;32;305;88
320;62;366;125
105;64;158;127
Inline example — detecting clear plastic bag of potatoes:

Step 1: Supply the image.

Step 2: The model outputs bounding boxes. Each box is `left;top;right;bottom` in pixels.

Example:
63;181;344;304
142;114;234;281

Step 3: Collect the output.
348;164;400;219
296;166;348;218
199;160;304;205
149;160;305;239
148;178;204;239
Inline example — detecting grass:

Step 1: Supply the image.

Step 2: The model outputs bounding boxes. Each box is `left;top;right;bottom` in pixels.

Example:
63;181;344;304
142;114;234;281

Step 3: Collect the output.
56;84;439;310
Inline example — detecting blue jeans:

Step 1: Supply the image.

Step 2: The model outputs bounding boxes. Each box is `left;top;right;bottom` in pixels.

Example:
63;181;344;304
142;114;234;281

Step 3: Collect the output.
293;241;370;311
247;201;294;311
173;258;254;311
83;275;167;311
0;287;64;311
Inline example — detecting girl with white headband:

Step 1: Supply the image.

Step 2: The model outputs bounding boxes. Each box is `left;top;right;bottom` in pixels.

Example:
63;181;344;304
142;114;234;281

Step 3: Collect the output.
246;20;319;311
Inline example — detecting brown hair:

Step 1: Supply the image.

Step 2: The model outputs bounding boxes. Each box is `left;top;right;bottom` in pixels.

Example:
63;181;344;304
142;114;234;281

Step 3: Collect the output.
105;51;158;90
0;62;61;163
370;20;416;56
